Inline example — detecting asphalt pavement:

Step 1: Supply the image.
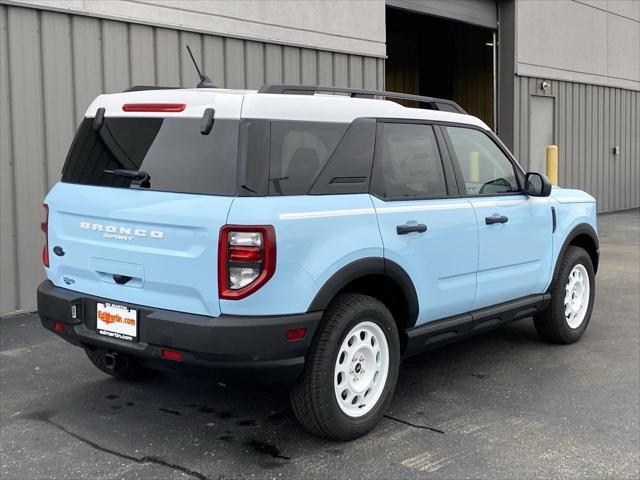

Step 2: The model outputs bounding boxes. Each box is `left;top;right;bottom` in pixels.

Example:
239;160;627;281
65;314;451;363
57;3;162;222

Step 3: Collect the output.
1;209;638;479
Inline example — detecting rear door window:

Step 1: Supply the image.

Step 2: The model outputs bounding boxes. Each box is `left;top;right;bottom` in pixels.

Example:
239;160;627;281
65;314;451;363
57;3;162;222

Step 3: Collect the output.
268;121;348;195
371;123;448;199
62;117;239;195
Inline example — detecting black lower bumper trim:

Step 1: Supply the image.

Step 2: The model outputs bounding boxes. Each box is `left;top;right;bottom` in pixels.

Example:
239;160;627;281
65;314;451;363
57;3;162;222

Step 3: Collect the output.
37;280;322;383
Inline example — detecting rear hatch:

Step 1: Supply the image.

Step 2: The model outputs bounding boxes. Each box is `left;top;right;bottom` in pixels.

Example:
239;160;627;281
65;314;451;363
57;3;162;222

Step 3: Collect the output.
44;90;243;317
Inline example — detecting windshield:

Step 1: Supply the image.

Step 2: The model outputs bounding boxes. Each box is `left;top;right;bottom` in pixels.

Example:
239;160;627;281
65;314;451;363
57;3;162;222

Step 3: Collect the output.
62;117;239;195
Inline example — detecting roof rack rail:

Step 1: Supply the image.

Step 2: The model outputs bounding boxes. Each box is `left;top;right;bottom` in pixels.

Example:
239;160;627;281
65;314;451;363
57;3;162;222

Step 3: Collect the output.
257;84;466;114
123;85;180;92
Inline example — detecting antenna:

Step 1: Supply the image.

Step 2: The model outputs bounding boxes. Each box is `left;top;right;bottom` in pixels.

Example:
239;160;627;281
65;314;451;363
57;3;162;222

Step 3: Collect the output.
186;45;216;88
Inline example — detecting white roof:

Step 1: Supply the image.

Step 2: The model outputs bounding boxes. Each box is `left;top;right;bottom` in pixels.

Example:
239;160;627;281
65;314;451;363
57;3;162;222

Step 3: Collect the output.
85;87;490;130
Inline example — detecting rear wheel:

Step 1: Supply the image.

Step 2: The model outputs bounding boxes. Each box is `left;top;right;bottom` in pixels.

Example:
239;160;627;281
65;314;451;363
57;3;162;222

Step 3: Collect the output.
290;293;400;440
85;348;146;381
534;246;595;344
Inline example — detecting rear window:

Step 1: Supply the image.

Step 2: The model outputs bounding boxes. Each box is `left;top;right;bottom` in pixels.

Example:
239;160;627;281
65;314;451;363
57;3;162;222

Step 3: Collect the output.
62;117;239;195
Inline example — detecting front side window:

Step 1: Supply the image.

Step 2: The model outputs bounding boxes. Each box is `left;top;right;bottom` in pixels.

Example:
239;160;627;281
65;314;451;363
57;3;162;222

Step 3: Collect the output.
445;126;520;195
371;123;447;199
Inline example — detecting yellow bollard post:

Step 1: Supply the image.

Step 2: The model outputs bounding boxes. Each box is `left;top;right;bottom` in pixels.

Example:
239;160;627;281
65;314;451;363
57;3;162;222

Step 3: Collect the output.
469;151;480;182
546;145;558;186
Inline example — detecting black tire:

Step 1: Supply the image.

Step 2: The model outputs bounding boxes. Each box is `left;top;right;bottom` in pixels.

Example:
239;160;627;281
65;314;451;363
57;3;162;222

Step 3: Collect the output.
85;348;146;381
534;245;596;344
289;293;400;441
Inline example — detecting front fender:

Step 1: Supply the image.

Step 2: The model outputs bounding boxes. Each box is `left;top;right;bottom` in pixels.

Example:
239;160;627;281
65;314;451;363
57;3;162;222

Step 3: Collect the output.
548;191;598;291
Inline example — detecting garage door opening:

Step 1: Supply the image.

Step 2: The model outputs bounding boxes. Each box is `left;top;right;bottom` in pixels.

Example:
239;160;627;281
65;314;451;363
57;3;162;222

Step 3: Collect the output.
386;7;496;129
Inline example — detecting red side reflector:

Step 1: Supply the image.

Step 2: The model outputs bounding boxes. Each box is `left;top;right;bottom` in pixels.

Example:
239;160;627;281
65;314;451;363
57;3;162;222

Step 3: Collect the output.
286;328;307;341
122;103;186;112
53;321;65;333
161;349;183;361
229;246;262;262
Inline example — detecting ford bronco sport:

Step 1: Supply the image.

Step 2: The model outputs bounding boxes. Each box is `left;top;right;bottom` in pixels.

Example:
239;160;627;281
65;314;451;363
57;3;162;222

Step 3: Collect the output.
38;83;598;440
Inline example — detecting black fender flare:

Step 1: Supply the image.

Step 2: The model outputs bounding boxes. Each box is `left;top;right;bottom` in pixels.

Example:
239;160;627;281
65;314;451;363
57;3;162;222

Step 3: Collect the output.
550;223;600;290
307;257;420;328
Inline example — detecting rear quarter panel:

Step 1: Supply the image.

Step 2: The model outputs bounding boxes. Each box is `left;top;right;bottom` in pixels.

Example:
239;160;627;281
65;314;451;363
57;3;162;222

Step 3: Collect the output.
223;194;382;315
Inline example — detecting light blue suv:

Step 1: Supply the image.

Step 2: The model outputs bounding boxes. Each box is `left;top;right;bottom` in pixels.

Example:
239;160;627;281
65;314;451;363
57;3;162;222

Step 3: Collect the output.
38;84;599;440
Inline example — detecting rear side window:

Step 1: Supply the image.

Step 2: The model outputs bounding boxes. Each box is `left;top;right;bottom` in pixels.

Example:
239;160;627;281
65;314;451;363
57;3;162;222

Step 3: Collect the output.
62;117;239;195
309;118;377;195
371;123;447;199
268;121;348;195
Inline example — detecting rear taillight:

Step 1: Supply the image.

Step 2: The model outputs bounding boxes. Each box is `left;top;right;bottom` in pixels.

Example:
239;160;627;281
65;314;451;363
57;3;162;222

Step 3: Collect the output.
41;203;49;268
218;225;276;300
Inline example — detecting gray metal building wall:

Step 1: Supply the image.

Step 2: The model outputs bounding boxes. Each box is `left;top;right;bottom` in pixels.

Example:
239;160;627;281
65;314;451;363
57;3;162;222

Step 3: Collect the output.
511;76;639;214
0;3;385;316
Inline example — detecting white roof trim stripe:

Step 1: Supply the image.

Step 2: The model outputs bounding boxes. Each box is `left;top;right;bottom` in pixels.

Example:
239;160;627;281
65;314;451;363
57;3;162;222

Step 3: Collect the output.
376;203;470;213
279;208;375;220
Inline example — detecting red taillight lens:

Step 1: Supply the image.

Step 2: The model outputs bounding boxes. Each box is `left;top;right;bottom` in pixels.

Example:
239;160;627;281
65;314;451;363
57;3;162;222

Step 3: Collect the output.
41;203;49;268
218;225;276;300
53;321;65;333
122;103;186;112
229;246;262;262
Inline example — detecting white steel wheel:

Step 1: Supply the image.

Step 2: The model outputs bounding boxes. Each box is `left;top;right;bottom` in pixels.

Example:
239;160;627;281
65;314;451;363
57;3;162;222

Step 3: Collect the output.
564;264;590;329
334;321;389;418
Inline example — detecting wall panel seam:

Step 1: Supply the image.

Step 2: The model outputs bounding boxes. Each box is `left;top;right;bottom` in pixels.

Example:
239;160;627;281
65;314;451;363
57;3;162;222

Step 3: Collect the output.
37;9;49;189
3;5;19;310
127;23;132;87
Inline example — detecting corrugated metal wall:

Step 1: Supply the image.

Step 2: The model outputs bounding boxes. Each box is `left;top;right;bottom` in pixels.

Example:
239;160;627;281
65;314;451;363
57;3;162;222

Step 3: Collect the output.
512;76;640;213
0;3;385;316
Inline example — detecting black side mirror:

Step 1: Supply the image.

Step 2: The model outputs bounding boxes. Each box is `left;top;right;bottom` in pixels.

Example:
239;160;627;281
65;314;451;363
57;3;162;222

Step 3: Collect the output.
525;172;552;197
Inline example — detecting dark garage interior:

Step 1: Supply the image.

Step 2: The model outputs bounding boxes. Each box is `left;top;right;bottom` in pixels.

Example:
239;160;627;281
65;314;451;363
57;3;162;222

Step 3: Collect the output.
386;6;496;128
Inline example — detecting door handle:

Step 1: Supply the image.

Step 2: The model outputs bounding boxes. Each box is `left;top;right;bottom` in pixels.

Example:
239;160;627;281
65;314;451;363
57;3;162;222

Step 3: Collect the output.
396;224;428;235
485;215;509;225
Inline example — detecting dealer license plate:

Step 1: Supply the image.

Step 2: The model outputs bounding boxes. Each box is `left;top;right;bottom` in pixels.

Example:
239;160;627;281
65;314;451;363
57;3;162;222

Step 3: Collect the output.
96;302;138;342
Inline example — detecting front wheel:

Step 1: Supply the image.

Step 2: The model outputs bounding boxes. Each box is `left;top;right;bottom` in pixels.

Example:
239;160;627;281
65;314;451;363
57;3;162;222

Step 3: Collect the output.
534;245;596;344
290;293;400;440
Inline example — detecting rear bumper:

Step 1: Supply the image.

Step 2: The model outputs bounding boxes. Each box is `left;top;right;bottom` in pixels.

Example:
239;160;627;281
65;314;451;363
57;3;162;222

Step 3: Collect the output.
37;280;321;384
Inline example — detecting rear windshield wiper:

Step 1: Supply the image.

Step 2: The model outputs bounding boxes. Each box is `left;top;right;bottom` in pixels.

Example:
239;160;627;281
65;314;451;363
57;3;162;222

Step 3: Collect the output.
104;169;151;188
